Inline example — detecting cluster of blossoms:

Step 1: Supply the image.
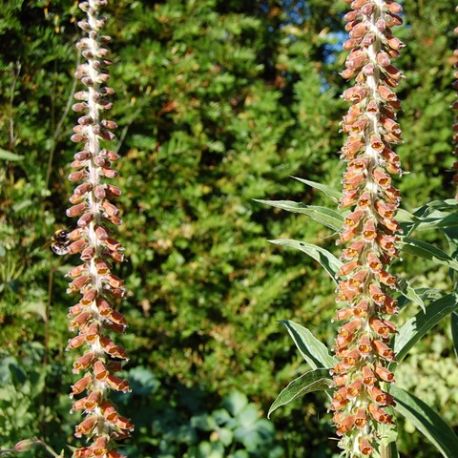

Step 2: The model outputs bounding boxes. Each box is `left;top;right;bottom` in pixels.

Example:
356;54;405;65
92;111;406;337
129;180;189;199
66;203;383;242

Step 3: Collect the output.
62;1;133;456
331;0;404;455
454;10;458;198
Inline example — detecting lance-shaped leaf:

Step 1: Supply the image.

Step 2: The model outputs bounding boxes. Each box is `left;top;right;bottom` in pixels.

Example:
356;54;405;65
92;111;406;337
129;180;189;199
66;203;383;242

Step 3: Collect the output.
452;312;458;359
398;279;426;312
282;320;336;369
292;177;342;202
399;202;458;234
394;294;457;362
402;237;458;271
268;368;332;419
0;148;23;161
255;199;343;232
270;239;342;284
390;386;458;458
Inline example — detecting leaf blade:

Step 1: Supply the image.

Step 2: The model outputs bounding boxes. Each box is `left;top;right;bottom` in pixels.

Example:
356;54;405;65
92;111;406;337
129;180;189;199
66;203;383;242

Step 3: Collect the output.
394;294;458;362
0;148;23;161
452;312;458;359
270;239;342;284
292;177;342;202
402;237;458;271
255;200;343;232
282;320;336;369
268;369;331;419
398;279;426;313
390;386;458;458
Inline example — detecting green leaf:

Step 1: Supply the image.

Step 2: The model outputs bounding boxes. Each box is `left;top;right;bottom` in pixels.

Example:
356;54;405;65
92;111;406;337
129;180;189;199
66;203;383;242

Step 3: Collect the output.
292;177;342;202
412;200;458;219
270;239;342;284
402;237;458;271
268;369;331;418
398;279;426;312
452;312;458;359
255;200;343;231
281;320;336;369
416;212;458;232
0;148;23;161
390;386;458;458
394;294;457;362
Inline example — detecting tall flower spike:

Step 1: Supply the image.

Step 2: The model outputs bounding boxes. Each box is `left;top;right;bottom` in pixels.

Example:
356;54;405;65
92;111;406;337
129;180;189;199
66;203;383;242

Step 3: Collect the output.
332;1;404;455
453;9;458;199
58;1;133;456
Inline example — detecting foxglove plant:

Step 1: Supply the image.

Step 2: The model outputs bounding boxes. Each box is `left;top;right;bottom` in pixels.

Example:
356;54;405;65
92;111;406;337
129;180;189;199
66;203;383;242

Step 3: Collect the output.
57;1;133;456
454;14;458;198
331;0;404;455
265;2;458;457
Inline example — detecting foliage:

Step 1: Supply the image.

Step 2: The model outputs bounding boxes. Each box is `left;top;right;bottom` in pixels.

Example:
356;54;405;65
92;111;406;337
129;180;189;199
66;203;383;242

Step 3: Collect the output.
0;0;456;456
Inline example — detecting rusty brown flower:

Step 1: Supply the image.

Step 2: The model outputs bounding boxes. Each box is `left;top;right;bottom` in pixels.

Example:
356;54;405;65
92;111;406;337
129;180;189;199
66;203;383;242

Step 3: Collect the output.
55;1;133;456
332;0;404;455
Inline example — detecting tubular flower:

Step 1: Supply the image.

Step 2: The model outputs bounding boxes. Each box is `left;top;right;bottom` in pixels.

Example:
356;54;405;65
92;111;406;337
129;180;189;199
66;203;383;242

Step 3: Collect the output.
332;0;404;455
454;12;458;198
58;0;133;456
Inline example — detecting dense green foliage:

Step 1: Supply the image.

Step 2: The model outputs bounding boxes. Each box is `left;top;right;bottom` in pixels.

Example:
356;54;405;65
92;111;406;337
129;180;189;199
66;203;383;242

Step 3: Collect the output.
0;1;456;457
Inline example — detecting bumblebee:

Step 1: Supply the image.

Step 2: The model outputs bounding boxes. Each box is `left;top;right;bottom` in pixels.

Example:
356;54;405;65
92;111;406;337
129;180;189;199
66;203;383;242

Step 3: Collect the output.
51;229;70;256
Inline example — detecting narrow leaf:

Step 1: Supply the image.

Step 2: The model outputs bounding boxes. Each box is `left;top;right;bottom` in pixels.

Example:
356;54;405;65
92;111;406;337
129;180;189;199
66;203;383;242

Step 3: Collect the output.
394;294;457;362
270;239;342;284
398;279;426;312
416;212;458;232
268;369;331;418
413;200;458;218
292;177;342;202
256;200;343;231
390;386;458;458
452;312;458;359
0;148;23;161
282;320;336;369
402;237;458;271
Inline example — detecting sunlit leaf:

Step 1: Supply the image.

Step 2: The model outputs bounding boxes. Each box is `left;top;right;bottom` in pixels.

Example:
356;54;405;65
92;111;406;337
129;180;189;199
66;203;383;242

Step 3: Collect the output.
402;237;458;271
390;386;458;458
398;279;426;312
282;320;336;369
0;148;23;161
256;199;343;231
292;177;342;202
270;239;341;284
268;369;331;418
394;294;457;362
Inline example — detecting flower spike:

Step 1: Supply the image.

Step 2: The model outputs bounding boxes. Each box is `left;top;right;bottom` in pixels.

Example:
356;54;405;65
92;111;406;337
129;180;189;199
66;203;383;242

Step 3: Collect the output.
454;9;458;198
55;1;132;456
332;1;404;455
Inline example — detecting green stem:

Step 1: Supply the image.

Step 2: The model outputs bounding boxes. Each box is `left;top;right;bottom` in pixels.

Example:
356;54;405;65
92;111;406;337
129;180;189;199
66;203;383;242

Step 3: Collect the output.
381;441;398;458
35;438;62;458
